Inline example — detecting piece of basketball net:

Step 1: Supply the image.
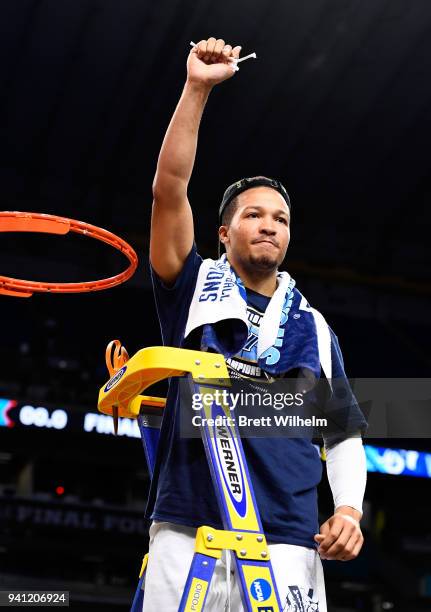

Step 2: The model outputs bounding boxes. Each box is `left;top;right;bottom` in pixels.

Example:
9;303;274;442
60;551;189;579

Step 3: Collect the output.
0;211;138;297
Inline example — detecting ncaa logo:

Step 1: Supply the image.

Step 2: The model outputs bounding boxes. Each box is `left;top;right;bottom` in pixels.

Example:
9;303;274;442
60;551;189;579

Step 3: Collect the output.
251;578;272;602
104;366;127;392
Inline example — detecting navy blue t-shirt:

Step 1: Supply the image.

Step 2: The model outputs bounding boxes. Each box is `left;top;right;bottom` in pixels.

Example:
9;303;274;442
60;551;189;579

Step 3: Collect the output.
147;245;326;548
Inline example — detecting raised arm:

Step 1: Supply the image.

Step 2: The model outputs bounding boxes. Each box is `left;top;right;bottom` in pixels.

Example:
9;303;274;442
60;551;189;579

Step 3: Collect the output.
150;38;241;285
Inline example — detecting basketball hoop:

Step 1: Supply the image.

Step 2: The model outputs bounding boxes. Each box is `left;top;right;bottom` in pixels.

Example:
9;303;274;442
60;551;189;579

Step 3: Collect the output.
0;211;138;297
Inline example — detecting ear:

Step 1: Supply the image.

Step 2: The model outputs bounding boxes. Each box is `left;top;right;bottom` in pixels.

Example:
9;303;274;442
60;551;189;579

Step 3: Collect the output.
218;225;229;246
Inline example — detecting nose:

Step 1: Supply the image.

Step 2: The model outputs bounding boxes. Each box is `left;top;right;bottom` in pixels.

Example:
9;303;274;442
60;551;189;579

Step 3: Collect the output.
258;216;277;235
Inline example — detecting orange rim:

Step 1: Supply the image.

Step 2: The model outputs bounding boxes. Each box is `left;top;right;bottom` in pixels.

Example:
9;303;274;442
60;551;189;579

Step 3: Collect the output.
0;211;138;297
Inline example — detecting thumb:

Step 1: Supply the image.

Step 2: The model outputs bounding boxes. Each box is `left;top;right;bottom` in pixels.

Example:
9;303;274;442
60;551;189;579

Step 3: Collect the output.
317;520;331;536
315;521;329;543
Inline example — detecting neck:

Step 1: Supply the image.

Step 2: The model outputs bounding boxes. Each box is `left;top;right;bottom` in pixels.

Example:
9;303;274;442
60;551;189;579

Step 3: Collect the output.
226;255;278;297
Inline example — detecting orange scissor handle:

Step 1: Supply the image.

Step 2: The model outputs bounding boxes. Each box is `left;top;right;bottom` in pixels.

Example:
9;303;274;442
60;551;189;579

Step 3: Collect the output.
105;339;130;377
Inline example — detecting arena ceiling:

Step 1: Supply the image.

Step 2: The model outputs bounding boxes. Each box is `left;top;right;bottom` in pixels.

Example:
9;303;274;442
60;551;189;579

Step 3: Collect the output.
0;0;430;295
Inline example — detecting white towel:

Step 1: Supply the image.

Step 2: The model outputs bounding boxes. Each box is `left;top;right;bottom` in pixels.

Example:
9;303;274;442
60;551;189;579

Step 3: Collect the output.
184;254;295;359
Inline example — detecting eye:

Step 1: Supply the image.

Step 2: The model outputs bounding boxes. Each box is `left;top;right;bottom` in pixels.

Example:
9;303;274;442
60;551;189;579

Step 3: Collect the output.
276;217;288;224
247;212;259;218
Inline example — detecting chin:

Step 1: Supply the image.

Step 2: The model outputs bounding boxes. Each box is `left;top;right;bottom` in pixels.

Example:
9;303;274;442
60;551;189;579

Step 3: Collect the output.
248;254;279;271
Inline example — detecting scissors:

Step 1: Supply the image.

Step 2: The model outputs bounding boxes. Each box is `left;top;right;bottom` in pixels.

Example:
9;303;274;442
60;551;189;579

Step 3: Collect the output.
105;339;130;435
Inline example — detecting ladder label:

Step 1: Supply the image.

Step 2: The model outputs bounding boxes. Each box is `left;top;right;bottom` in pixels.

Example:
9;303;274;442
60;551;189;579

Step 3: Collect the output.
200;386;260;531
242;564;279;611
213;403;247;517
184;577;209;612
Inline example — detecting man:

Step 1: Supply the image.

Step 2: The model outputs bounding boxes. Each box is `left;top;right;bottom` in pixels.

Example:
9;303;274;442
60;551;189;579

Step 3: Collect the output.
143;37;367;611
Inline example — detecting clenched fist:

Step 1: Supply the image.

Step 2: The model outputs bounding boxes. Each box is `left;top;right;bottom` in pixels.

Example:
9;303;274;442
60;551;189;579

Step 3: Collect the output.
187;37;242;87
314;512;364;561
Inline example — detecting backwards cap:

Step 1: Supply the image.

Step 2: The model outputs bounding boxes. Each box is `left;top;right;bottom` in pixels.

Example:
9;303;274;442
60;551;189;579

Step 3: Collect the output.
219;176;291;225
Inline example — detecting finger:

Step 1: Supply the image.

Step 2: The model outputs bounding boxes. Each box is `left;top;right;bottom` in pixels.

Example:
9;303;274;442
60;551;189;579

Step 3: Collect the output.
350;534;364;558
196;40;207;58
337;538;360;561
340;533;364;561
329;524;363;561
205;37;217;61
317;521;344;554
212;38;225;62
231;45;242;60
323;525;355;559
314;522;330;544
222;44;233;60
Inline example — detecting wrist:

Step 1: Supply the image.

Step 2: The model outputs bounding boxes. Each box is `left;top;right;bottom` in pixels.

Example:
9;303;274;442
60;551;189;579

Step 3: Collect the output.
184;78;213;96
335;505;362;522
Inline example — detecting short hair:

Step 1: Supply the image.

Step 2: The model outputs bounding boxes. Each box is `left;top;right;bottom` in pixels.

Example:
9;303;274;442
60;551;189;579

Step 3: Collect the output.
220;183;291;227
220;195;240;226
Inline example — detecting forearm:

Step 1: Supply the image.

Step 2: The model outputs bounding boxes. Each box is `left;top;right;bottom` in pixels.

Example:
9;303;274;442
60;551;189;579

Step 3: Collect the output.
325;437;367;518
153;80;212;195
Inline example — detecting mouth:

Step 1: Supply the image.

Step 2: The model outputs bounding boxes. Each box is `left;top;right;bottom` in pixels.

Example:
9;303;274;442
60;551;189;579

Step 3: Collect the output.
253;239;278;247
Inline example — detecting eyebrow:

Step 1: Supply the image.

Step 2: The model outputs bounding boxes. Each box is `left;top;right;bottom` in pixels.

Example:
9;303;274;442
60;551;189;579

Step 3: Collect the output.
242;205;290;218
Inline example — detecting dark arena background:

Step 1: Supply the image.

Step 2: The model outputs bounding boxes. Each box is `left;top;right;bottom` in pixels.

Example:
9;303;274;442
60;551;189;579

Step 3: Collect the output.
1;1;430;611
